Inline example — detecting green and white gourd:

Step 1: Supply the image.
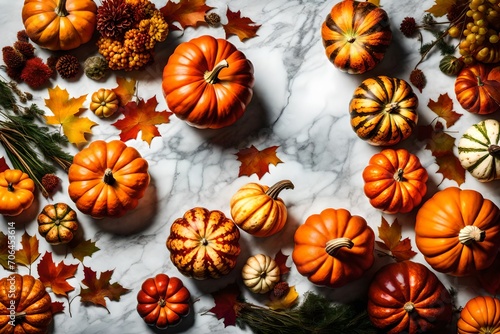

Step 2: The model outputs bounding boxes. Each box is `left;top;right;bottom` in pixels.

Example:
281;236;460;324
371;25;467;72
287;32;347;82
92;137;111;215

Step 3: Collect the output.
458;119;500;182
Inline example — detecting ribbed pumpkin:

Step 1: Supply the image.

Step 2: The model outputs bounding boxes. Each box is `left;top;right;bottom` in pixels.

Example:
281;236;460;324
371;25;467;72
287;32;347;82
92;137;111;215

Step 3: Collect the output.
363;148;428;214
459;119;500;182
230;180;294;237
0;169;35;216
166;207;241;280
457;296;500;334
22;0;97;51
90;88;120;118
321;0;392;74
350;76;419;146
292;208;375;288
455;63;500;115
368;261;453;334
242;254;281;294
0;274;53;334
68;140;150;218
415;187;500;276
162;35;254;129
37;203;79;245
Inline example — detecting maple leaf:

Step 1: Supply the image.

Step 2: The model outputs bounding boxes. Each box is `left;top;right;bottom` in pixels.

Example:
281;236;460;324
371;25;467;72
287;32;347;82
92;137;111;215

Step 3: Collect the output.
223;8;261;41
266;285;299;310
427;93;462;128
0;157;9;173
15;231;40;269
37;252;78;297
79;266;130;312
425;0;455;17
274;250;290;276
44;86;97;145
236;145;283;179
160;0;214;30
0;232;12;271
70;239;100;262
112;96;172;146
111;77;136;107
376;217;417;262
208;282;241;327
435;154;466;185
51;301;65;315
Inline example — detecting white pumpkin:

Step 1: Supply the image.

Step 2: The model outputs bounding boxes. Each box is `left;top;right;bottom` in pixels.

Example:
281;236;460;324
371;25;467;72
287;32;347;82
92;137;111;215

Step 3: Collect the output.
458;119;500;182
241;254;281;294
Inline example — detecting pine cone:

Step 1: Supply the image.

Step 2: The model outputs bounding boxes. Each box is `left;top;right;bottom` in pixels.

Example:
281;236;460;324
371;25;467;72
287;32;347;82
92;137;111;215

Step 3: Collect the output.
56;55;80;79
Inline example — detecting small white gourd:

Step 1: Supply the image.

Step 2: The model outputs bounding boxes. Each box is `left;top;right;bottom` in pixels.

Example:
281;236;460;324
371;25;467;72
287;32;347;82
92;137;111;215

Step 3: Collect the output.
241;254;281;294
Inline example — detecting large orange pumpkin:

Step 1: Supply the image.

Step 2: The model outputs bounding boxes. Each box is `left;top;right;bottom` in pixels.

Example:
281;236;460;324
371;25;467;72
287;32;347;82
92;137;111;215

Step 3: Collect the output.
162;35;254;129
457;296;500;334
415;187;500;276
22;0;97;51
362;148;428;214
321;0;392;74
0;169;35;216
0;274;53;334
68;140;150;218
292;208;375;288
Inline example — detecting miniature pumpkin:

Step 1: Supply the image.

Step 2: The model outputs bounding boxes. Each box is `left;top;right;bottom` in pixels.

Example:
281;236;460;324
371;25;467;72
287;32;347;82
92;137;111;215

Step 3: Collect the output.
362;148;428;214
242;254;281;294
321;0;392;74
68;140;150;218
162;35;254;129
0;169;35;216
292;208;375;288
455;63;500;115
166;207;241;280
90;88;119;118
37;203;79;245
367;261;453;334
457;296;500;334
0;274;53;334
415;187;500;276
458;119;500;182
137;273;191;329
230;180;294;237
22;0;97;51
350;76;419;146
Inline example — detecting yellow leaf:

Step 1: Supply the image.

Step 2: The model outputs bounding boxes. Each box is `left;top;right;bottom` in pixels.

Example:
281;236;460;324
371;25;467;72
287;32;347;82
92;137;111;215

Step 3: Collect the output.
425;0;455;17
44;86;97;145
112;77;136;106
367;0;380;6
266;286;299;310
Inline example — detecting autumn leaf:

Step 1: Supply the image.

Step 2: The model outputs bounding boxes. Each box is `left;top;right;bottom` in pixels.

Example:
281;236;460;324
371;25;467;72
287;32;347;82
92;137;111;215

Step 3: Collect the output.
37;252;78;297
236;145;283;179
266;285;299;310
0;231;14;271
425;0;455;17
44;86;96;145
427;93;462;128
376;217;417;262
477;253;500;295
51;301;65;315
160;0;214;30
15;231;40;269
223;8;261;41
112;96;172;146
112;77;136;107
79;265;130;312
435;154;466;185
70;239;100;262
0;157;9;173
367;0;380;5
274;250;290;276
207;282;241;327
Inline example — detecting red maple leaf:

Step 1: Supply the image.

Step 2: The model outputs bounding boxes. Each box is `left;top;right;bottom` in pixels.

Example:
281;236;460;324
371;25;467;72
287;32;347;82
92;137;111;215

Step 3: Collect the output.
236;145;283;179
376;217;417;262
223;8;261;41
274;250;290;276
37;252;78;297
208;282;241;327
0;157;9;173
160;0;214;30
51;301;65;315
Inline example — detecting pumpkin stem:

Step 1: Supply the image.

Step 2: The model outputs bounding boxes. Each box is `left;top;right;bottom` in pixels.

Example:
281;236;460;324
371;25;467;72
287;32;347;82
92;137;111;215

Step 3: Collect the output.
488;144;500;156
265;180;294;199
459;225;486;246
325;237;354;256
394;168;405;182
103;169;115;185
476;75;484;87
158;298;166;307
7;183;14;192
204;60;229;84
200;237;209;246
384;102;399;113
403;302;415;313
56;0;69;17
15;311;26;319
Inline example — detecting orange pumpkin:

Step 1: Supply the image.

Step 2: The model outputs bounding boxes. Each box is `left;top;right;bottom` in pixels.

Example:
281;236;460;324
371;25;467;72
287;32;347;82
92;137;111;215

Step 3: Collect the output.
321;0;392;74
162;35;254;129
457;296;500;334
90;88;119;118
0;274;53;334
350;76;419;146
455;63;500;115
68;140;150;218
37;203;79;245
137;273;191;329
368;261;453;334
362;148;428;214
230;180;294;237
0;169;35;216
166;207;241;280
292;208;375;288
415;187;500;276
22;0;97;51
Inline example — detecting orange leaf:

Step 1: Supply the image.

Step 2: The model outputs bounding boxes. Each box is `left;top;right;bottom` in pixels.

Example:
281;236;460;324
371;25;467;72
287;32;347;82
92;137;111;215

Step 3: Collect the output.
425;0;456;17
37;252;78;297
274;249;290;276
435;154;466;185
266;285;299;310
377;217;416;262
236;145;283;179
208;282;241;327
15;231;40;268
44;86;96;145
79;265;130;312
111;77;136;106
367;0;381;5
111;96;172;146
427;93;462;128
160;0;214;30
223;8;261;41
51;301;65;315
70;239;100;263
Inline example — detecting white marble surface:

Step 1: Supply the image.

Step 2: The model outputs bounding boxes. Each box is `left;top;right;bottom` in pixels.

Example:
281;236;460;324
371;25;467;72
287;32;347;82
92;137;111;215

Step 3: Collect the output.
1;0;498;333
